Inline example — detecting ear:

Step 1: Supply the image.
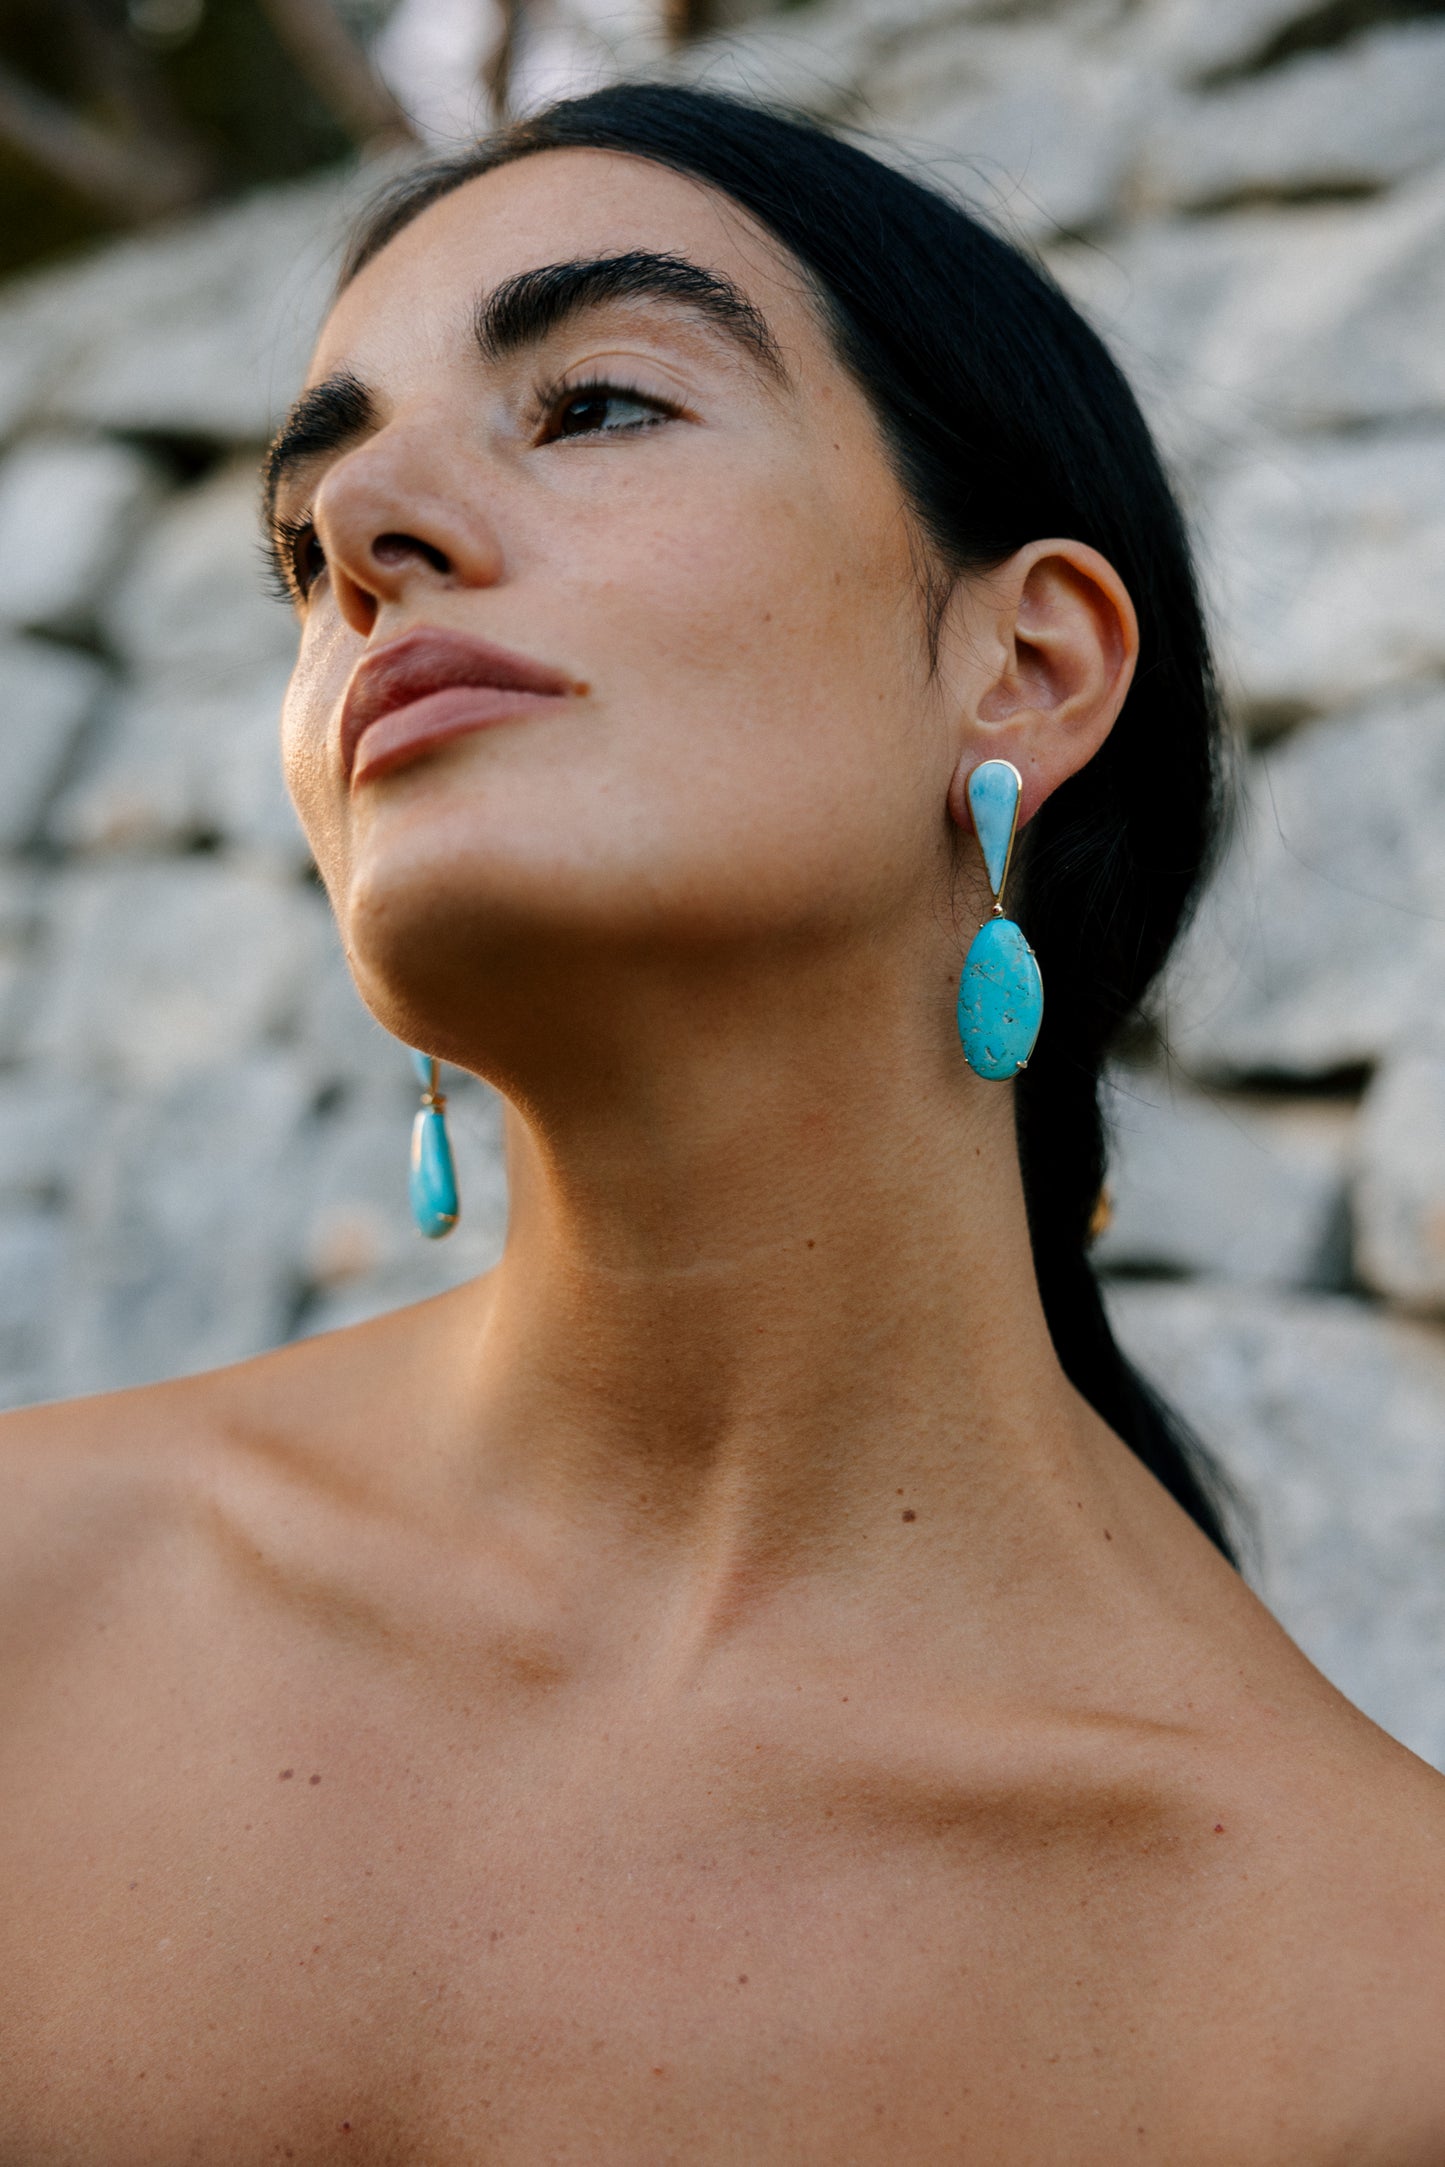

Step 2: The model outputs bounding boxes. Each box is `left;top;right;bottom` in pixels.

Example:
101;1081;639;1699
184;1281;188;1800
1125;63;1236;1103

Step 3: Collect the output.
942;540;1139;833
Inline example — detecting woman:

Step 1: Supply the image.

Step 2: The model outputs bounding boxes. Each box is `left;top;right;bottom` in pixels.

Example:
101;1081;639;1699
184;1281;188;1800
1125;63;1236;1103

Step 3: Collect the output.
2;82;1442;2163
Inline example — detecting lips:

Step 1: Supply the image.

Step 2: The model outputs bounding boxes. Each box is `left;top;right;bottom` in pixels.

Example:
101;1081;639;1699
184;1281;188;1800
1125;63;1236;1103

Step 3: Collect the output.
342;626;580;784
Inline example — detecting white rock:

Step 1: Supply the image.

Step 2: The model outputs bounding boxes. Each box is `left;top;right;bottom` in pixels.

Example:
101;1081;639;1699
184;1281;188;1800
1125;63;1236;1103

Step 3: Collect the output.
49;663;305;864
1049;206;1344;471
673;8;871;115
99;457;297;687
0;637;108;848
1109;1279;1445;1770
0;1071;102;1209
0;866;44;1066
0;863;39;944
0;296;64;446
1142;24;1445;211
1354;1053;1445;1316
1141;0;1345;82
24;860;327;1087
0;437;159;638
1201;431;1445;723
1164;687;1445;1080
674;0;1038;115
54;1054;314;1395
0;1211;69;1412
0;1062;100;1406
0;166;369;444
1098;1068;1351;1287
292;929;407;1094
1053;172;1445;466
1274;166;1445;430
905;41;1152;237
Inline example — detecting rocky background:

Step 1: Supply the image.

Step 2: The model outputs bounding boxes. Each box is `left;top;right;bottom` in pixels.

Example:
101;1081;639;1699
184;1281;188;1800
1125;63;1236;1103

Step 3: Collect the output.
1;0;1443;1760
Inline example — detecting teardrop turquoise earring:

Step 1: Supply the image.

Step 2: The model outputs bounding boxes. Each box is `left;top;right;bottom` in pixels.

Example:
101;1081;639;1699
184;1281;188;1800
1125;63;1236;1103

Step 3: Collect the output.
408;1050;459;1238
956;758;1044;1080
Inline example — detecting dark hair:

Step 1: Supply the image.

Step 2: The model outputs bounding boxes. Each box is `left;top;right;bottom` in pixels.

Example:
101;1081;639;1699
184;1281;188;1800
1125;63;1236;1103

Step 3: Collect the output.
342;82;1238;1560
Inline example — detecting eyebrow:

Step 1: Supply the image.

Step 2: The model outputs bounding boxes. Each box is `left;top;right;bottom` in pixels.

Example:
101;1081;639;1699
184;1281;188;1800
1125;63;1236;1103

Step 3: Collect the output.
473;250;786;381
261;251;786;542
262;369;374;534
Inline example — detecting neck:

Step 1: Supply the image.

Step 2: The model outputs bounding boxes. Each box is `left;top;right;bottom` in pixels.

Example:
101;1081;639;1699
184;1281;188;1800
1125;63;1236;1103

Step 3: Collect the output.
418;943;1132;1650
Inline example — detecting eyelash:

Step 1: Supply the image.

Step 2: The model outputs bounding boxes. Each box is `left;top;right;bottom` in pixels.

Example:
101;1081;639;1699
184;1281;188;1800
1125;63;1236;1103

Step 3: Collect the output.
265;375;682;606
531;372;681;443
264;511;321;605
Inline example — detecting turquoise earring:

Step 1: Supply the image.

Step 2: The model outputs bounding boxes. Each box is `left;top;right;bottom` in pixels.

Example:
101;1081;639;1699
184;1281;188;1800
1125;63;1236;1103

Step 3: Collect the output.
956;758;1044;1080
408;1050;460;1238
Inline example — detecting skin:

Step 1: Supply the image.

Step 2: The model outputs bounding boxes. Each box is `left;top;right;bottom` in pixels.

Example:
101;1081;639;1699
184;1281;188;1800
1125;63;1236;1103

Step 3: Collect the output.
1;146;1443;2165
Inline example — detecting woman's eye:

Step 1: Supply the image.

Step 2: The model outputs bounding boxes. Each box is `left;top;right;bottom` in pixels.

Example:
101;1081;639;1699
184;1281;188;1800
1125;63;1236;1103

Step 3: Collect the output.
279;518;326;600
548;385;671;440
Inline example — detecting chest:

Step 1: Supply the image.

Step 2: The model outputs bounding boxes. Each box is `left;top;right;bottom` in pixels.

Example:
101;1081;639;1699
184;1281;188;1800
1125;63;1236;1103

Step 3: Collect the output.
0;1717;1368;2167
0;1591;1407;2167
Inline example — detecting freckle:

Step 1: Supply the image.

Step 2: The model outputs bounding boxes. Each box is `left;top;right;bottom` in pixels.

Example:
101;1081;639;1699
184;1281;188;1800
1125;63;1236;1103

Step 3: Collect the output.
805;1239;815;1249
309;1774;321;1785
1214;1823;1225;1834
279;1769;294;1781
901;1509;916;1522
313;1945;322;1954
896;1488;903;1496
128;1881;138;1891
738;1974;748;1984
652;2066;666;2077
340;2124;352;2135
1104;1529;1112;1541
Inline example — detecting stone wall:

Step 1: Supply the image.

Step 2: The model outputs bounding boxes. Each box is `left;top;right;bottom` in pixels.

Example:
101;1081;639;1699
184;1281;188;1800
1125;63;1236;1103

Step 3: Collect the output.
1;0;1442;1758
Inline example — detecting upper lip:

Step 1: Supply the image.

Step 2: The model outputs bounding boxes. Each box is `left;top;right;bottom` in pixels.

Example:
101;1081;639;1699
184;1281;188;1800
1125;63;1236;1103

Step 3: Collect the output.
340;626;577;776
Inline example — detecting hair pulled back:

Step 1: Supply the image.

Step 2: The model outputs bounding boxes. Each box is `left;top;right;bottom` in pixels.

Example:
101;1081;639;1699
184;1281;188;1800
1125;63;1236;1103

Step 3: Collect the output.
342;82;1237;1560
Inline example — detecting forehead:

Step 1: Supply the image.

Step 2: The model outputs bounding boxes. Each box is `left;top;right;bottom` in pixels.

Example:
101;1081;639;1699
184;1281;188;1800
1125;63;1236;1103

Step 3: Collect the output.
312;147;822;385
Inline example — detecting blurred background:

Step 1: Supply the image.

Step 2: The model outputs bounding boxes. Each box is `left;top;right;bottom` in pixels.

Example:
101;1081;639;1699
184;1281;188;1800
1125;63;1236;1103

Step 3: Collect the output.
0;0;1443;1758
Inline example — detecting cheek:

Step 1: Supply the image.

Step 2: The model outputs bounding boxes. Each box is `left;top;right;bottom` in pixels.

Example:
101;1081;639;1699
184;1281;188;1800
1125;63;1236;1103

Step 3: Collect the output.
280;612;357;878
548;456;937;893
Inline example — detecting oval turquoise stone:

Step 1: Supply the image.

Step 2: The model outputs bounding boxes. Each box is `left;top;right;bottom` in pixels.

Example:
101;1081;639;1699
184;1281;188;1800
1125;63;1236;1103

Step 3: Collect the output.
409;1105;459;1238
957;915;1043;1080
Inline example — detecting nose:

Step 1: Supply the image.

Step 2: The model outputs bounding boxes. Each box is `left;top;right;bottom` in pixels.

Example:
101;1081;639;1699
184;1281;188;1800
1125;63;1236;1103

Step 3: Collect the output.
312;422;505;638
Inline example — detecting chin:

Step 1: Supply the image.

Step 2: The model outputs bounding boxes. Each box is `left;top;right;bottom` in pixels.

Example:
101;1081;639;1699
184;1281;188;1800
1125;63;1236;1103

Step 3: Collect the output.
334;807;670;1078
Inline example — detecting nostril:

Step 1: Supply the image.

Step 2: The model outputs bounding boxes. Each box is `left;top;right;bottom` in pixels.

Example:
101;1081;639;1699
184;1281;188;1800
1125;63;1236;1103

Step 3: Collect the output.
372;532;451;574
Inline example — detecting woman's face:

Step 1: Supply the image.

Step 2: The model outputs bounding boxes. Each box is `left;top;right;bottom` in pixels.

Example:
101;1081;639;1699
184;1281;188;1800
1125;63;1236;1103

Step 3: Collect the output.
274;148;966;1064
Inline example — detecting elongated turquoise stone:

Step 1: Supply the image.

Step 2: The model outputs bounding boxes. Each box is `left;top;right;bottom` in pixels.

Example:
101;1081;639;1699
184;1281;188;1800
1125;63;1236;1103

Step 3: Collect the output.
966;759;1021;899
410;1104;459;1238
957;915;1043;1080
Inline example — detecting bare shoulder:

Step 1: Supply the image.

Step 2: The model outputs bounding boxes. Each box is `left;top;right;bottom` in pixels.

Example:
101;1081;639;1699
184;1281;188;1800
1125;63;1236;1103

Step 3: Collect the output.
0;1377;212;1621
0;1294;456;1676
1295;1707;1445;2001
1189;1635;1445;2159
